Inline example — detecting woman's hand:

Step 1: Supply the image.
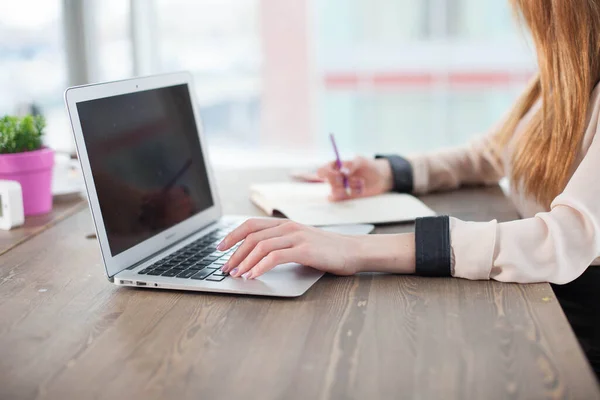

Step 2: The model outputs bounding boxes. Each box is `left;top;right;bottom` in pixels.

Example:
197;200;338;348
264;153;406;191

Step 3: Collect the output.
317;156;394;202
217;218;416;280
218;219;363;279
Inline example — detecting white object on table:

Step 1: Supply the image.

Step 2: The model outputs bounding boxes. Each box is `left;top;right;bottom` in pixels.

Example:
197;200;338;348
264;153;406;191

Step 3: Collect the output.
52;153;84;196
0;180;25;230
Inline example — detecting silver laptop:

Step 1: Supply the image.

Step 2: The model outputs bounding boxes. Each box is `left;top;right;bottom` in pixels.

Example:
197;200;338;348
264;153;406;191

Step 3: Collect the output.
65;72;372;297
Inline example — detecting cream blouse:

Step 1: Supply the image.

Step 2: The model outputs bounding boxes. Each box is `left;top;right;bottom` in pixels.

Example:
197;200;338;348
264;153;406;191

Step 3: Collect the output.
407;84;600;284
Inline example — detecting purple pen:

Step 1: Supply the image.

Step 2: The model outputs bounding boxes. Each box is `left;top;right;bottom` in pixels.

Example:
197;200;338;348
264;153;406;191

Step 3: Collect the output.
329;133;349;191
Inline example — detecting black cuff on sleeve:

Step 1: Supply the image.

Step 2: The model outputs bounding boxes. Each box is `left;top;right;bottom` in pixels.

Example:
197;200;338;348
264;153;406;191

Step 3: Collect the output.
414;215;451;277
374;154;413;193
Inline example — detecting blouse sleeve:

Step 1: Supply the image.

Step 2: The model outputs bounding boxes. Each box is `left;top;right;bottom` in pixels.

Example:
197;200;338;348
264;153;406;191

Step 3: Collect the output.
451;122;600;283
415;114;600;284
406;132;505;195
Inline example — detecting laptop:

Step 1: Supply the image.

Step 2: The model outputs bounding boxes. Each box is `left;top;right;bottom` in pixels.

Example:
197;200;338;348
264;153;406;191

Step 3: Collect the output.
64;72;373;297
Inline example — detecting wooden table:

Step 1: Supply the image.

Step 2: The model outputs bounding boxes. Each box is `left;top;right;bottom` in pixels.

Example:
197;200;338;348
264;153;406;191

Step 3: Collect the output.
1;168;598;400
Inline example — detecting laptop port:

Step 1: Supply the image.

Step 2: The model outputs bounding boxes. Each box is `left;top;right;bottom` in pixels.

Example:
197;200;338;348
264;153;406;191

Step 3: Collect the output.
136;281;147;286
120;280;133;285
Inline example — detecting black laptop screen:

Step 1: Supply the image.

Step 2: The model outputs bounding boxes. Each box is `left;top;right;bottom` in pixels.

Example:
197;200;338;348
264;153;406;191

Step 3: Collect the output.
77;84;214;256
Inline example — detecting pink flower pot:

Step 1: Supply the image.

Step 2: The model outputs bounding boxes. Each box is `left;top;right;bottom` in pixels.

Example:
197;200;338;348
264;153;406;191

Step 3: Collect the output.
0;147;54;215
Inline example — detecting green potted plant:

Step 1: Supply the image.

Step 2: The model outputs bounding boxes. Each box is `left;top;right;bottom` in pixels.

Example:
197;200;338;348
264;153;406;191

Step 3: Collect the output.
0;115;54;215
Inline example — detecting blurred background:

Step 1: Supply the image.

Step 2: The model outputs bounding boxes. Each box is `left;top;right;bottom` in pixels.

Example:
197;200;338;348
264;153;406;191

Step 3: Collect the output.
0;0;535;168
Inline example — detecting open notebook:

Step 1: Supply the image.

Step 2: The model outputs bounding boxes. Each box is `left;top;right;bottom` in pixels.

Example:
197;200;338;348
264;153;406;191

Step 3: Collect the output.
250;182;436;226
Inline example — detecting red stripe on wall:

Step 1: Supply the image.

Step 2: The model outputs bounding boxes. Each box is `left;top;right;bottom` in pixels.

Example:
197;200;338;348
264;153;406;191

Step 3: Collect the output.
372;73;434;86
325;73;361;86
324;71;534;89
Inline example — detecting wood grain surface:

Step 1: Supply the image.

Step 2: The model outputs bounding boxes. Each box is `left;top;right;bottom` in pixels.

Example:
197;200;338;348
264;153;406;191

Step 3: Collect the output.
0;194;85;256
0;168;598;400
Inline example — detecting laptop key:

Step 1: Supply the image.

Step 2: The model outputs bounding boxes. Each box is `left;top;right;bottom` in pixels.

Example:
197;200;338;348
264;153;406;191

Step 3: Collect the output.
161;269;179;277
190;269;214;280
161;262;177;267
138;268;151;274
206;274;226;282
176;270;197;279
147;270;163;276
212;270;228;277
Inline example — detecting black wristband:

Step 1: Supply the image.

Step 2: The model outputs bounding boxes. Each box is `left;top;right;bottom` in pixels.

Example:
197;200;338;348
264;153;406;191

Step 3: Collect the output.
414;215;452;277
374;154;413;193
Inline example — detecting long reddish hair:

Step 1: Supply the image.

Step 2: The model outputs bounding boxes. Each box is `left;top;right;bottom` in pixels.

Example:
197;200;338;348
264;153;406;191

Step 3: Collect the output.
495;0;600;207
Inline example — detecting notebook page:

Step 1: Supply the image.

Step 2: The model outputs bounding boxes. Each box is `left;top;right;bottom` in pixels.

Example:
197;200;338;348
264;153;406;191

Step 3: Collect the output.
250;183;436;226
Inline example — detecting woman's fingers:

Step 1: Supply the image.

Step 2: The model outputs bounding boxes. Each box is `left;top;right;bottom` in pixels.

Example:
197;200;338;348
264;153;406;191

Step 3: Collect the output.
218;218;285;250
246;248;304;279
319;163;350;201
229;236;296;278
342;157;364;175
223;222;295;271
348;176;366;197
317;164;345;187
318;158;368;202
327;174;351;201
317;157;365;181
329;176;366;201
317;164;350;201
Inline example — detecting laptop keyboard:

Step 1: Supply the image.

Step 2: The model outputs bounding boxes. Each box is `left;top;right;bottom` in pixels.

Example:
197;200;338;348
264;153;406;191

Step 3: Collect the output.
137;224;240;282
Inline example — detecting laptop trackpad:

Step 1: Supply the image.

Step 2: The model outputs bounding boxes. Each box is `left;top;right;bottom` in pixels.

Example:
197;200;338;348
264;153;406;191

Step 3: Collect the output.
219;262;325;297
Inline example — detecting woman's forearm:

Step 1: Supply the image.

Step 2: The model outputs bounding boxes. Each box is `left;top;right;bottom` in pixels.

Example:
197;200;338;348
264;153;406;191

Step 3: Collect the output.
357;233;416;274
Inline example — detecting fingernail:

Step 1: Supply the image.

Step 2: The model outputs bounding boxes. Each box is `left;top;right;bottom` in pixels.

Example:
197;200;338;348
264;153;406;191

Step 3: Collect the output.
217;241;225;251
221;262;229;272
231;268;239;277
245;271;253;280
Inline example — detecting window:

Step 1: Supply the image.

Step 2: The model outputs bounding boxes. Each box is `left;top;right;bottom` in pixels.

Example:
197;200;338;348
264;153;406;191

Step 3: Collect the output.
96;0;133;82
315;0;535;156
0;0;69;151
1;0;535;166
155;0;261;150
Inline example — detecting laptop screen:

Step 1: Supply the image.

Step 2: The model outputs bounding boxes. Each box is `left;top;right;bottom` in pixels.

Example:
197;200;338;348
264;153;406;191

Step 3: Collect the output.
77;84;214;256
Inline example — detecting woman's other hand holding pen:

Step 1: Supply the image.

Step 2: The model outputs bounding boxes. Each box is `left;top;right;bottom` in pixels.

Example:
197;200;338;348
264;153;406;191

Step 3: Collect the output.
317;156;394;201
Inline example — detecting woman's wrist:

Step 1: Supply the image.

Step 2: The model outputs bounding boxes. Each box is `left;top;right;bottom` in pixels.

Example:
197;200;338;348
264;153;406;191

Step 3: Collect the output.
355;233;416;274
375;159;394;193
